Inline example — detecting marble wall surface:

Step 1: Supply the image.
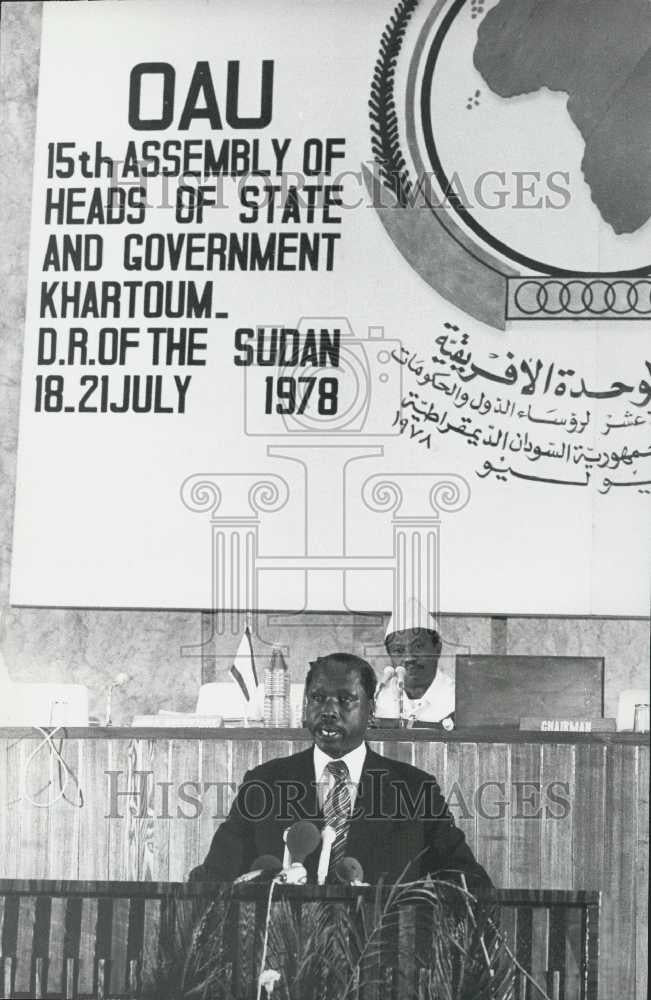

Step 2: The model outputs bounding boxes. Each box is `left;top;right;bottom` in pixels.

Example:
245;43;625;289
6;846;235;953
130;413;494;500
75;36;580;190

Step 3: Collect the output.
2;604;648;724
196;611;649;719
0;4;648;725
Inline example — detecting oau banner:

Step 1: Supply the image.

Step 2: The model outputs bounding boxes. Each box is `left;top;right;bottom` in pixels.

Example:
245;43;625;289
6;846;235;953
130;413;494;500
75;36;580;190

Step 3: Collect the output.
10;0;651;615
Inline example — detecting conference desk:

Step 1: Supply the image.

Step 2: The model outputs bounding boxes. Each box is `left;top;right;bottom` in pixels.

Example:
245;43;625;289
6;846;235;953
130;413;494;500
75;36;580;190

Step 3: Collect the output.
0;726;647;1000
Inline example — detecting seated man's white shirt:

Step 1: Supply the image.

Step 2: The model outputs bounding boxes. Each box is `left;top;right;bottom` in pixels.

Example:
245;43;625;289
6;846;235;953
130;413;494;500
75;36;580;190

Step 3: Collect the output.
403;671;455;723
313;742;366;814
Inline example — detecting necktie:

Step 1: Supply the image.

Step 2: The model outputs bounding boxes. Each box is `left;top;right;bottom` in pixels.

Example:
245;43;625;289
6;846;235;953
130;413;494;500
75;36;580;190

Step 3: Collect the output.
323;760;352;876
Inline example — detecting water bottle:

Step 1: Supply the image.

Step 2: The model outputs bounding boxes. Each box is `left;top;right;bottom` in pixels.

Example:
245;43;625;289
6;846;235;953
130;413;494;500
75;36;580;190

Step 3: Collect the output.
263;658;275;727
270;645;290;727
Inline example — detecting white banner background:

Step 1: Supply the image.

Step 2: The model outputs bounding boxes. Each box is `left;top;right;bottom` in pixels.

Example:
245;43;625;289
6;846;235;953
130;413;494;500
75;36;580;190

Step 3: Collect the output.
10;0;651;615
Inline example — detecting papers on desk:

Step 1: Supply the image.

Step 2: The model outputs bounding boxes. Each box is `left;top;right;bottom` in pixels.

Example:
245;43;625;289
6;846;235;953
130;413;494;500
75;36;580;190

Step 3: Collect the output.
131;711;225;727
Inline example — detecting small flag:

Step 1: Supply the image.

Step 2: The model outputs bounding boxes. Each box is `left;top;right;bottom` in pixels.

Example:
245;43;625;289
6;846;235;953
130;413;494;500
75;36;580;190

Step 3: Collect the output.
229;626;259;708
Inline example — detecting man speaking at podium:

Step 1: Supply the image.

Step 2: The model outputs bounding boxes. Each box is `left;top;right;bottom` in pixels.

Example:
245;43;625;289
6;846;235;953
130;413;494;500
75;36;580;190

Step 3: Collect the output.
191;653;489;887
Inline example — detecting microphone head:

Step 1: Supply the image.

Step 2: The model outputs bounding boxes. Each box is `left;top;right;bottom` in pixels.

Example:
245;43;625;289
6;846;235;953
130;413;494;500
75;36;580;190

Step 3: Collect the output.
335;857;364;884
395;666;406;687
285;820;321;862
251;855;282;875
382;666;395;683
233;855;283;885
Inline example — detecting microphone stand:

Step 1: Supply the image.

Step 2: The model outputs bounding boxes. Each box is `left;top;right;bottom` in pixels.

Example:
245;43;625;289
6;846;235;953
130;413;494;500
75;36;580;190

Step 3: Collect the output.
396;666;407;728
317;826;336;885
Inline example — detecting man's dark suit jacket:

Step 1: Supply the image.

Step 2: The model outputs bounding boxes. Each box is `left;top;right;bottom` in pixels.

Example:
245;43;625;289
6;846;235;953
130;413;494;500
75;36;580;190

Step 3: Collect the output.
192;745;490;887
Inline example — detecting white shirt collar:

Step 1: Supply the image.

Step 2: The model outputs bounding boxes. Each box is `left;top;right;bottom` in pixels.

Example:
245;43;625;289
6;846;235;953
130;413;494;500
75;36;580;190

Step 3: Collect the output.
313;741;367;789
404;671;455;720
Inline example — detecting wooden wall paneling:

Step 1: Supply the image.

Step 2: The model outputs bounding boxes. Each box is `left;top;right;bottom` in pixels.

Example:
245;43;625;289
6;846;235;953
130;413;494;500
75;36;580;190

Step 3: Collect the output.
175;897;202;979
47;737;82;880
94;897;113;995
32;896;52;994
368;739;383;757
259;739;293;834
124;740;145;882
529;908;549;996
635;747;649;1000
19;738;50;879
546;905;566;999
445;742;478;850
62;897;82;999
562;906;582;1000
140;898;162;991
0;739;21;878
125;896;145;995
0;892;19;968
476;743;510;887
125;741;146;882
0;744;6;881
230;738;262;814
14;895;35;993
387;740;414;765
107;740;138;881
513;905;532;1000
77;738;111;881
46;897;66;997
198;739;229;863
109;898;130;997
413;740;447;791
585;901;600;1000
540;745;575;889
260;737;293;765
136;738;171;883
1;958;13;1000
288;738;312;755
260;738;292;768
570;745;606;998
509;744;542;890
34;957;45;999
600;745;637;1000
77;897;98;997
168;740;204;881
572;744;606;890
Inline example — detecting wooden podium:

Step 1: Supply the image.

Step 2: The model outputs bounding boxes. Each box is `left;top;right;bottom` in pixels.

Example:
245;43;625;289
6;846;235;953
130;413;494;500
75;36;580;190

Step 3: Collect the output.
0;879;599;1000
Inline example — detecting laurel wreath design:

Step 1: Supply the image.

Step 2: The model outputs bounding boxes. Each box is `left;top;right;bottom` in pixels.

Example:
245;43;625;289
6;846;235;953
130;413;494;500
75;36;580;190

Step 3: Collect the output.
369;0;421;206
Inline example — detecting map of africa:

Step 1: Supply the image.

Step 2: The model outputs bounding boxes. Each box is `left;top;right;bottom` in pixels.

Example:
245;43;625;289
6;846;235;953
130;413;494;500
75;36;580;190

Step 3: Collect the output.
474;0;651;235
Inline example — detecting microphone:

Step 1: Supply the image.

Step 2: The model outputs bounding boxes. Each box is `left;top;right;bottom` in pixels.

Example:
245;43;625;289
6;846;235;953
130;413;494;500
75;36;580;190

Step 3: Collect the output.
335;857;365;885
395;666;406;724
317;826;337;885
285;821;321;864
233;855;282;884
252;855;283;875
281;821;321;884
105;671;129;726
377;665;396;693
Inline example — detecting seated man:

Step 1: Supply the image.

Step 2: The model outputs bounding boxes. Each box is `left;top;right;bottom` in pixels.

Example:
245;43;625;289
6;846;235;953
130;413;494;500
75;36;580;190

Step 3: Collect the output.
191;653;489;887
384;624;455;726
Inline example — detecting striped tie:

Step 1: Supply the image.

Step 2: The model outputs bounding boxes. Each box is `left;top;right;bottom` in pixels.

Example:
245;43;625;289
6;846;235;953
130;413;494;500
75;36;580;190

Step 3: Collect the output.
323;760;352;876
